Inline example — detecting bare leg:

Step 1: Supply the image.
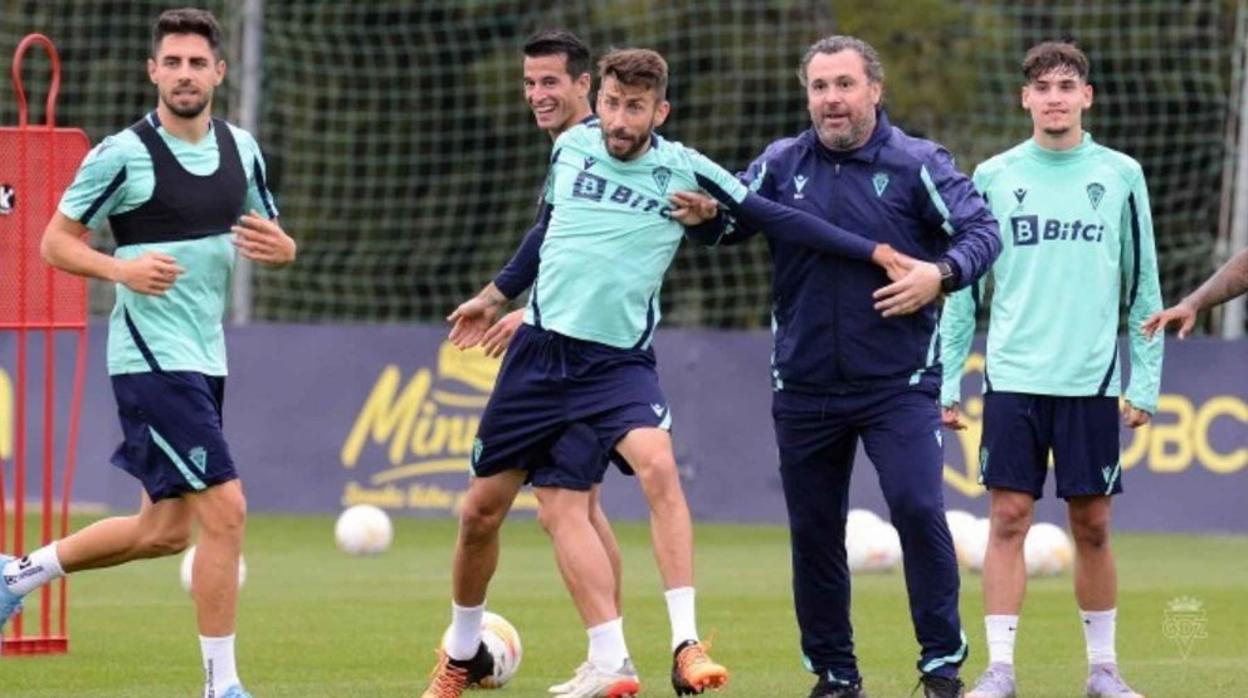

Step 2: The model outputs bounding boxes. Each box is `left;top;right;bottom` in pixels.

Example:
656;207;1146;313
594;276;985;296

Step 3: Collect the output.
536;486;618;627
982;489;1035;614
588;484;623;612
185;479;247;636
452;470;527;605
1068;496;1115;611
56;489;194;572
614;428;692;590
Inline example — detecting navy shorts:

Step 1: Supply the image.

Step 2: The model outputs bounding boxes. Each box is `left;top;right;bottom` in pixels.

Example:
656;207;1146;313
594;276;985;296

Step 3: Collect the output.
471;324;671;490
979;392;1122;500
110;371;238;502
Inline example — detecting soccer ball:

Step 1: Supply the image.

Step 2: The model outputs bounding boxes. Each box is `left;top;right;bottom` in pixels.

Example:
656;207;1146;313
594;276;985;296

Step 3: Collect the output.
964;517;991;572
441;611;523;688
846;509;901;573
179;545;247;594
944;509;978;567
334;504;393;555
1025;522;1074;577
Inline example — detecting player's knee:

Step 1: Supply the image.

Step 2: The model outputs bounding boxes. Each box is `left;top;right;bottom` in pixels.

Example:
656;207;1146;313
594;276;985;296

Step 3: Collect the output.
989;499;1033;540
199;490;247;541
1069;511;1111;550
632;453;679;494
142;527;192;557
459;500;506;542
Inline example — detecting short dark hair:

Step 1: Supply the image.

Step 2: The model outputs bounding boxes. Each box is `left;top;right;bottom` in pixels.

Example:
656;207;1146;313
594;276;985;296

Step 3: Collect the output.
598;48;668;100
152;8;223;59
523;29;592;80
798;35;884;86
1022;41;1090;83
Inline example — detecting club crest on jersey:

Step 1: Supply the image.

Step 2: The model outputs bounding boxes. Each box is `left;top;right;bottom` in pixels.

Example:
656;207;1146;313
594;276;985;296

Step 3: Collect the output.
792;174;809;199
0;183;14;216
583;156;597;170
1013;188;1027;204
652;166;672;193
873;172;890;197
1087;182;1105;209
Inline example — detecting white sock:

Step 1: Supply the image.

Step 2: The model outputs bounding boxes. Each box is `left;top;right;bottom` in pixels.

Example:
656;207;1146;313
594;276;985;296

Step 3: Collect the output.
3;543;65;596
587;617;629;673
446;601;484;660
200;634;239;697
664;586;698;651
1081;608;1117;665
985;615;1019;666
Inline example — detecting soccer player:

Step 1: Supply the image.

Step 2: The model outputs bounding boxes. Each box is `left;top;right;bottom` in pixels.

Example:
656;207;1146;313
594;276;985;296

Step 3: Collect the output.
941;41;1161;698
425;48;909;698
1142;246;1248;339
0;9;295;698
451;29;629;694
682;35;1001;698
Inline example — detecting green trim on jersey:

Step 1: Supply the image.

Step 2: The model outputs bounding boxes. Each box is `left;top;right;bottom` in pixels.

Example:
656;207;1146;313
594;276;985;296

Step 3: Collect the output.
940;134;1164;412
58;116;277;376
525;123;747;349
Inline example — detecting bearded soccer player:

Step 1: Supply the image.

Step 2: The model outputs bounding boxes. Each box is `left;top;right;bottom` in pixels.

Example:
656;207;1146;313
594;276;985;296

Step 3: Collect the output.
426;48;910;698
941;41;1162;698
1;9;294;698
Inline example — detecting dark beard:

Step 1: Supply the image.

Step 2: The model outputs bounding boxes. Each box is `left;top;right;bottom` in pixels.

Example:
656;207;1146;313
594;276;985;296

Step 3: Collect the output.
162;92;210;119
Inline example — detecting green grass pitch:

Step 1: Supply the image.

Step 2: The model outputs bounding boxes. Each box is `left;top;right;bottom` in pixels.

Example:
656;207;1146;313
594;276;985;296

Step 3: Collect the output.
5;515;1246;696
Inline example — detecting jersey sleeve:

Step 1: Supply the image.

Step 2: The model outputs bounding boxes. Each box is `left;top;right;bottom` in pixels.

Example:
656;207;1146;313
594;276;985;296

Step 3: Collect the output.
683;149;770;248
57;134;133;228
941;166;995;406
493;202;550;299
919;147;1001;289
1120;168;1164;414
685;148;749;204
234;128;279;219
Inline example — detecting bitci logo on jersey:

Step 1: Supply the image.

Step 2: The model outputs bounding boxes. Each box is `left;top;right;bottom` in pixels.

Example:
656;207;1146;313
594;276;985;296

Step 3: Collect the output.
1011;215;1105;247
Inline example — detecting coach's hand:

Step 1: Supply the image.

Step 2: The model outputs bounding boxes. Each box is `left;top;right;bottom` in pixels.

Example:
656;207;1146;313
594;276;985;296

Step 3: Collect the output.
117;252;184;296
871;244;914;282
872;260;942;317
669;191;719;226
233;210;297;268
1121;400;1151;429
480;308;524;358
1142;301;1197;340
941;404;967;431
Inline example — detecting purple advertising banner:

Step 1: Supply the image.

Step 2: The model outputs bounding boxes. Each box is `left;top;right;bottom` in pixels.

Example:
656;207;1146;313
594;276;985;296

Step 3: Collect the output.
1;324;1245;531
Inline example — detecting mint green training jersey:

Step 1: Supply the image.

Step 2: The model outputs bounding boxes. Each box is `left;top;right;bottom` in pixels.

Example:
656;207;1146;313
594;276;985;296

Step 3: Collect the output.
526;122;749;349
940;133;1163;412
58;113;277;376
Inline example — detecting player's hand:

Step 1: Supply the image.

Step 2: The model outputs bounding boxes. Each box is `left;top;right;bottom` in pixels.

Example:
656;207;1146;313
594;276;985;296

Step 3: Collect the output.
447;296;502;349
942;404;967;431
481;308;524;358
1121;400;1151;429
1142;301;1197;340
116;252;184;296
668;191;719;226
232;210;297;268
871;243;916;282
872;260;942;317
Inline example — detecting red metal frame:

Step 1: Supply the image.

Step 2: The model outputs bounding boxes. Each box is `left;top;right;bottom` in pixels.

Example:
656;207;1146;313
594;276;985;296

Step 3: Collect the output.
1;33;89;657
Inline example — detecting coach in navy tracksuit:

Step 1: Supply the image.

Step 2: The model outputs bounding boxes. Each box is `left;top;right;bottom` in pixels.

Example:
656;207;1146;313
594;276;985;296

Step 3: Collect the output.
688;36;1000;698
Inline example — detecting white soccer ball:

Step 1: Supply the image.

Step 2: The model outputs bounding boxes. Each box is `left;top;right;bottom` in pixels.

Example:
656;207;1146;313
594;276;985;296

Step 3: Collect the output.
964;518;991;572
179;545;246;594
1025;522;1073;577
846;510;900;573
441;611;523;688
945;509;978;567
334;504;394;556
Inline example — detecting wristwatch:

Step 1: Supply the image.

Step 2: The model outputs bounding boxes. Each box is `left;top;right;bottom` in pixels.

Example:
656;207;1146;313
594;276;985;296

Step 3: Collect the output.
936;260;957;292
